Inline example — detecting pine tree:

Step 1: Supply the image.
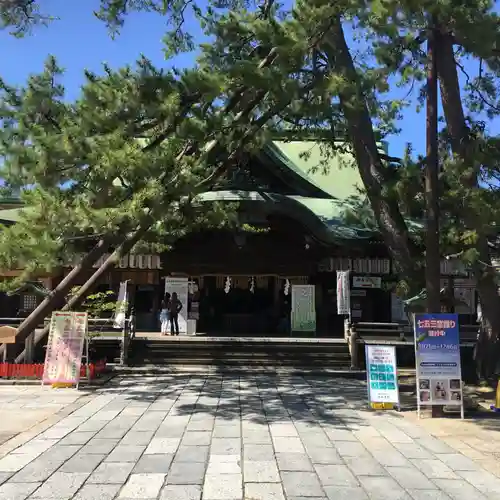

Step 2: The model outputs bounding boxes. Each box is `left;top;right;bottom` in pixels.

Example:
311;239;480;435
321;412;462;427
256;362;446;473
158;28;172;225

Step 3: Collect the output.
0;0;50;36
4;0;500;377
0;54;226;354
1;0;333;359
0;1;175;37
196;0;425;290
359;0;500;377
208;0;500;377
2;0;422;356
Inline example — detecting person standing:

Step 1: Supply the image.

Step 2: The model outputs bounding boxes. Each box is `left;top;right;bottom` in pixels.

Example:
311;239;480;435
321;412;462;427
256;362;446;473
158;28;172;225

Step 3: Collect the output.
168;292;183;336
159;293;171;335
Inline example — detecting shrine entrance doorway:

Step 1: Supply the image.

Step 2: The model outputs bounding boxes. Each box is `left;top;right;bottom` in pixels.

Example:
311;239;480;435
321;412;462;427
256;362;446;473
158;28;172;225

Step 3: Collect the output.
194;275;311;336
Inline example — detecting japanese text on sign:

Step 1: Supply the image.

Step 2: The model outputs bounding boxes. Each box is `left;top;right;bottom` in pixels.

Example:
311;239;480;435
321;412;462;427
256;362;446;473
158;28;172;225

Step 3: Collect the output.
414;313;463;408
43;312;87;386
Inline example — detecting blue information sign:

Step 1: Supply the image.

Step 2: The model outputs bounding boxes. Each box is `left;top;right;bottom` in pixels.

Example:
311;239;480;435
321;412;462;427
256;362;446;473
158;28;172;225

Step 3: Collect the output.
414;313;463;408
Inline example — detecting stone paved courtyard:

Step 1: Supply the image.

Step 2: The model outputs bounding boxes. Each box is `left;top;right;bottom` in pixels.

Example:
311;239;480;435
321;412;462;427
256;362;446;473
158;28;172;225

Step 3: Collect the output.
0;375;499;499
0;386;85;447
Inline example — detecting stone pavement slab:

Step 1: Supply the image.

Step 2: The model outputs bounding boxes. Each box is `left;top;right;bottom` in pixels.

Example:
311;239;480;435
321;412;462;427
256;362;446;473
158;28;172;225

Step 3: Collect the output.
407;491;457;500
81;438;119;455
315;464;358;487
433;478;489;499
306;446;343;465
0;481;41;500
118;473;165;498
144;437;180;454
30;471;89;498
323;486;369;500
0;471;11;485
357;475;411;499
244;460;280;482
0;374;499;499
244;482;285;499
282;471;324;497
167;461;206;485
133;454;173;473
203;473;242;499
276;452;314;472
73;484;122;500
0;386;85;449
59;453;106;473
175;445;209;463
105;444;145;462
87;461;134;484
159;484;202;499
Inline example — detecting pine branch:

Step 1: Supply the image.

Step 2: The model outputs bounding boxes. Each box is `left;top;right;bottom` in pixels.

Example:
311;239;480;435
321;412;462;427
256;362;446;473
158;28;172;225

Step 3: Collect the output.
455;56;500;113
141;94;200;152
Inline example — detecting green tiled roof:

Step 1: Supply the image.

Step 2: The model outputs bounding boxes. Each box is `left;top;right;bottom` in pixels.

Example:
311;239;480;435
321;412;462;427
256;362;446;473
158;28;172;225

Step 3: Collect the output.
261;140;374;241
197;190;374;242
289;196;374;240
268;141;363;200
7;280;50;297
0;208;22;223
0;197;23;206
0;139;377;241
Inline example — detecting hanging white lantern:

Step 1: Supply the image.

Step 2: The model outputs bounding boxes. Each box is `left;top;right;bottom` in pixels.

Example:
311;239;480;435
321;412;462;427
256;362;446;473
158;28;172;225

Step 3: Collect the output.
284;279;290;296
224;276;232;294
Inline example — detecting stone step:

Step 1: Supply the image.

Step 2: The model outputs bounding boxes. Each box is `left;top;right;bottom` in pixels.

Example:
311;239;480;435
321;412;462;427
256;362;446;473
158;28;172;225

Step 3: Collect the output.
131;357;352;364
115;364;365;377
128;336;352;369
131;346;351;355
136;345;350;354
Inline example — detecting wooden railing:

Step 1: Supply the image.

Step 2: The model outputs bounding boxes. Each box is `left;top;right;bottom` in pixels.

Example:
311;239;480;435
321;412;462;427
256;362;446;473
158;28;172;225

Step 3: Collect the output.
345;321;479;369
0;315;136;365
81;316;136;366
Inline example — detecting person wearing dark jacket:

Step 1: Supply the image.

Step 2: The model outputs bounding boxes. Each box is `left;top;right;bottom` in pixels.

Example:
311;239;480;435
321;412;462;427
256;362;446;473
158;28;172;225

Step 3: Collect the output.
168;292;183;335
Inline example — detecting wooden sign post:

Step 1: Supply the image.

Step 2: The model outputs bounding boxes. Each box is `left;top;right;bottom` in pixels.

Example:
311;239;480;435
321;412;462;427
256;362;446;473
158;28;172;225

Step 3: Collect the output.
0;326;17;363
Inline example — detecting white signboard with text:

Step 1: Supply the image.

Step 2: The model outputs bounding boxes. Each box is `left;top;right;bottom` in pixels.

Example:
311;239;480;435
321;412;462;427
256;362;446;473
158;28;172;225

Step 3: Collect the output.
43;312;87;386
336;271;350;315
291;284;316;332
353;276;382;289
365;345;399;405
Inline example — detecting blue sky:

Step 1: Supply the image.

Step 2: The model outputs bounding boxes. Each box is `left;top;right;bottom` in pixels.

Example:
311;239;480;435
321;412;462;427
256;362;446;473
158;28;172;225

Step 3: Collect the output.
0;0;491;159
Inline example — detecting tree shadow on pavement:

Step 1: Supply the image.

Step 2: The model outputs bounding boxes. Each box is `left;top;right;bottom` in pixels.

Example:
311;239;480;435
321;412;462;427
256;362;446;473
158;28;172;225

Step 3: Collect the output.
95;373;371;429
398;372;500;434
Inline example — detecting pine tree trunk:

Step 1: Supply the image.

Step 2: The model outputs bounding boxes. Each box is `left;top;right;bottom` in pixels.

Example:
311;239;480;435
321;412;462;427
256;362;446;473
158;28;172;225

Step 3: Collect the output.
436;30;500;378
15;226;150;362
426;25;444;418
474;274;500;379
0;237;114;360
425;26;441;314
322;20;421;287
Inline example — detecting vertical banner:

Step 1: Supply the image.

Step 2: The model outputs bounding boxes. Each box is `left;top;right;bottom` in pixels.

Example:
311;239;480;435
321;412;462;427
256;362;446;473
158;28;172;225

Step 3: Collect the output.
43;312;87;385
336;271;350;315
164;277;189;334
291;284;316;332
113;281;128;329
414;313;464;417
365;345;399;408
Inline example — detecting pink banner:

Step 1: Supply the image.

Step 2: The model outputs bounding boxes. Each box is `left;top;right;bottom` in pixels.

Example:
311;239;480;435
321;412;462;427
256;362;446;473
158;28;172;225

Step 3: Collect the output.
42;312;87;385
